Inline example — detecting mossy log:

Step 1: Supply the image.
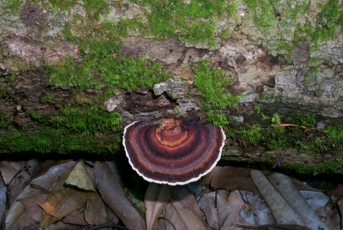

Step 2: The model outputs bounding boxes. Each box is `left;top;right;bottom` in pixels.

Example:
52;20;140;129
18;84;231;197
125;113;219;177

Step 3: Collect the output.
1;0;343;175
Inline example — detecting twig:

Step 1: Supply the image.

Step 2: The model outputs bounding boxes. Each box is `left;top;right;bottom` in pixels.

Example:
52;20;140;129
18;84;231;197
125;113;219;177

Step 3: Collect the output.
81;221;128;230
234;221;311;230
274;123;321;133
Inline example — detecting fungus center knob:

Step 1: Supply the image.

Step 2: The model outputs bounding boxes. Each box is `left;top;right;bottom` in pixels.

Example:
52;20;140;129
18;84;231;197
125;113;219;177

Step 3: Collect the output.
156;118;188;147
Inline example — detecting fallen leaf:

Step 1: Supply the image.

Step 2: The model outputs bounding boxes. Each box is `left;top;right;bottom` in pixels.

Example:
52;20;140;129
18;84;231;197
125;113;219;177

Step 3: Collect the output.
0;180;6;228
198;166;221;185
328;184;343;202
5;161;76;230
85;195;110;225
264;169;329;230
172;186;205;221
251;168;304;226
237;191;274;226
94;161;146;230
0;161;24;185
34;160;73;178
316;203;341;230
197;191;219;229
66;160;96;191
221;191;245;229
209;166;259;194
20;192;48;222
5;198;37;230
164;199;207;230
62;208;88;225
215;190;232;228
144;183;173;230
39;161;97;229
39;201;58;217
299;190;329;210
6;160;37;206
44;220;80;230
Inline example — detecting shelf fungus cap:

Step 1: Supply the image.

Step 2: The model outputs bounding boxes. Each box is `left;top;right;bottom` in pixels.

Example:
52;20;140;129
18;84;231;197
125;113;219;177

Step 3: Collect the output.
123;118;226;185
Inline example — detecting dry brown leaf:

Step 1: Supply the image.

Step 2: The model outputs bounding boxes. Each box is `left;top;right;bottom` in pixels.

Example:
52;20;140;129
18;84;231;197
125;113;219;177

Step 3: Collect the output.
105;206;120;225
198;166;221;185
85;195;109;225
39;201;58;217
5;161;76;230
237;190;275;226
145;183;173;230
210;166;259;194
197;192;219;229
221;191;245;229
5;160;37;206
316;203;341;230
251;168;305;226
5;203;37;230
34;160;73;178
39;161;97;229
200;166;316;196
263;169;329;229
164;199;207;230
44;221;80;230
19;192;48;222
328;184;343;202
173;186;205;220
0;161;24;185
94;161;146;230
62;208;88;225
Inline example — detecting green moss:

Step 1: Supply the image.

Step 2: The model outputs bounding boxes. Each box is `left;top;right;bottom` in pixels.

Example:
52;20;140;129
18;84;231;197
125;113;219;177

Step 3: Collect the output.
288;160;342;175
293;0;343;45
185;21;216;47
138;0;234;46
206;111;229;127
192;59;242;126
291;163;317;175
83;0;109;20
233;110;343;157
0;111;12;128
318;160;342;174
0;127;121;154
47;0;108;19
47;0;78;12
237;124;263;146
47;54;170;93
52;105;122;134
293;111;315;127
227;2;237;16
6;0;21;14
245;0;258;9
193;59;241;110
41;94;55;103
47;22;170;93
325;124;343;150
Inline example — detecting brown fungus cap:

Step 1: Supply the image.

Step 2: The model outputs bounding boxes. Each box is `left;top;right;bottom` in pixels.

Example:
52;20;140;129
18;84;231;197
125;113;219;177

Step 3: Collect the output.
123;118;226;185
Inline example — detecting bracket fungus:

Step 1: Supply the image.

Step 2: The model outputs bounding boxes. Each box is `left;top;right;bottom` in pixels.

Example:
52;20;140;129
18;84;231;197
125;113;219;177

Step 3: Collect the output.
123;118;226;185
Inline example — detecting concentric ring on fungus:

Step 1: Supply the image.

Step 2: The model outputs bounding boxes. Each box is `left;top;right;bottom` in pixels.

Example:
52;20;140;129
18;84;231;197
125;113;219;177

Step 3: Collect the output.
123;118;226;185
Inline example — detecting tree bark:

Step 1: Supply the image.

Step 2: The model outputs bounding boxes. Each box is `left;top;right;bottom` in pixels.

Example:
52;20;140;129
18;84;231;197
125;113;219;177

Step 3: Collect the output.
1;1;343;174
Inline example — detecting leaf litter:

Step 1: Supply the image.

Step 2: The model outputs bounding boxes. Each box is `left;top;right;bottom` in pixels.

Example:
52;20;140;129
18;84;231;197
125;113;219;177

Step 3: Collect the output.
0;160;341;229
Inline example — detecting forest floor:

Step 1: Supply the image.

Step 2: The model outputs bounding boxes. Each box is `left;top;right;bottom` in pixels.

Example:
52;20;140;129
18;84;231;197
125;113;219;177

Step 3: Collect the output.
1;159;342;230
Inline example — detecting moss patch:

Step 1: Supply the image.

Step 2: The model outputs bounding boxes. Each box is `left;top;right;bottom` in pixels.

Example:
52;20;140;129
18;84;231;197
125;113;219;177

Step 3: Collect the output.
234;110;343;156
0;127;121;154
192;59;242;126
139;0;236;46
287;160;342;175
